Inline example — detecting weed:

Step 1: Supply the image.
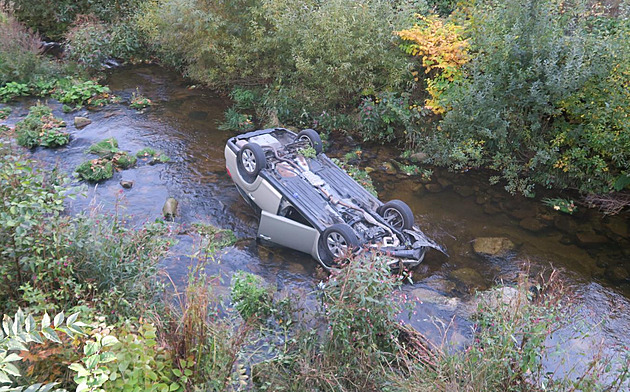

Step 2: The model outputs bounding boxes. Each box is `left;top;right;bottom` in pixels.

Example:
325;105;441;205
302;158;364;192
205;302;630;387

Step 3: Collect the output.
343;149;363;163
136;147;156;158
231;272;274;322
542;198;576;214
75;159;114;182
0;106;11;120
0;82;30;102
53;80;113;108
130;88;152;110
87;137;119;157
298;146;317;159
112;151;137;169
137;147;171;164
218;107;255;132
14;103;69;148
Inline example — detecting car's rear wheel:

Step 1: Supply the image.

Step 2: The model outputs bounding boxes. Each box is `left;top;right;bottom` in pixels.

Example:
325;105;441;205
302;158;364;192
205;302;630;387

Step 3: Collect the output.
296;129;323;155
237;143;266;183
319;223;359;266
378;200;414;231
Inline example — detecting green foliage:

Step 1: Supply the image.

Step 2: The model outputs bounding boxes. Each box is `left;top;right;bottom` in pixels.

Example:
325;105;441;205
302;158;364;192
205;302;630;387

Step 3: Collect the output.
52;80;112;108
0;11;65;87
0;144;172;315
129;89;152;110
542;198;576;215
0;107;11;120
112;152;137;170
10;0;145;41
430;0;629;196
358;92;425;143
139;0;421;115
136;148;171;164
14;103;69;149
69;333;119;392
332;158;377;197
1;309;87;390
218;108;255;132
75;159;114;182
87;138;119;157
0;82;29;103
103;322;183;392
231;272;273;322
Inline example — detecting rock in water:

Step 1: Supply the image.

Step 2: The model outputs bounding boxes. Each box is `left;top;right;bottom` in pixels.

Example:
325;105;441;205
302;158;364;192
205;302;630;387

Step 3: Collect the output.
472;237;515;256
162;197;178;221
120;180;134;189
74;117;92;129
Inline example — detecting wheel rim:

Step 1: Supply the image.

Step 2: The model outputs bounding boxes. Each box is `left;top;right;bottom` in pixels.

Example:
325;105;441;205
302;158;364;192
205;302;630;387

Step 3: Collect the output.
383;208;404;230
241;149;256;173
326;232;348;258
299;135;313;147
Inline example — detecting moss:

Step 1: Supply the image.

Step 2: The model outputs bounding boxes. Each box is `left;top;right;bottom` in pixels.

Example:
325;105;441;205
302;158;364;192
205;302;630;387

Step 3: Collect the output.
87;138;119;157
75;159;114;182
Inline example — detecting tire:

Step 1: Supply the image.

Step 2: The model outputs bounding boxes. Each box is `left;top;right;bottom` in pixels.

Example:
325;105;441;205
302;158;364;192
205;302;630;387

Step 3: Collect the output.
377;200;414;231
237;143;266;184
296;129;323;155
319;223;359;266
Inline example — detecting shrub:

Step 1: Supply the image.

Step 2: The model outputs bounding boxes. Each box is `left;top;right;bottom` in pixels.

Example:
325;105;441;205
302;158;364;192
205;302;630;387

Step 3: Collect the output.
138;0;422;115
64;16;113;71
217;108;255;132
231;272;273;322
14;103;69;148
52;80;113;107
0;10;63;86
428;0;629;196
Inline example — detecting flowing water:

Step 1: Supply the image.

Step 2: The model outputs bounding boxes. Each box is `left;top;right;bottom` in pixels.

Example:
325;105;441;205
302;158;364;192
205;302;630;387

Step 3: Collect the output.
3;65;629;372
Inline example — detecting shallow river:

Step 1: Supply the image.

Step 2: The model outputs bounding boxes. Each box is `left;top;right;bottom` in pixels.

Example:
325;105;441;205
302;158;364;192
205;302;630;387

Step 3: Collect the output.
3;65;629;373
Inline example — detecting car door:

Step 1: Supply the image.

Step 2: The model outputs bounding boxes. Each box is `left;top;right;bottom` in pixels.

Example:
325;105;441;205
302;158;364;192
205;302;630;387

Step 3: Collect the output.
258;210;319;255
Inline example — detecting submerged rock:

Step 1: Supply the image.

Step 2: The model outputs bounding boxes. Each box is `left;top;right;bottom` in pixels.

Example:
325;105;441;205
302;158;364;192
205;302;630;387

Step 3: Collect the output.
472;237;515;256
454;185;475;198
425;183;442;193
576;231;608;246
519;217;547;232
605;266;629;283
120;180;134;189
74;117;92;129
450;267;486;289
162;197;178;221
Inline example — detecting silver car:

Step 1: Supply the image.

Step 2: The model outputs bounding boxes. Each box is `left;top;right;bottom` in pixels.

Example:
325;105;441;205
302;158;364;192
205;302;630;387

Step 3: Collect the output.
225;128;444;269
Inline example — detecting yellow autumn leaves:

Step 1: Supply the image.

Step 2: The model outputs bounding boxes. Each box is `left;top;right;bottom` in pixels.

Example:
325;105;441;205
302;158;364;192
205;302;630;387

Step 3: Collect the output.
396;15;469;114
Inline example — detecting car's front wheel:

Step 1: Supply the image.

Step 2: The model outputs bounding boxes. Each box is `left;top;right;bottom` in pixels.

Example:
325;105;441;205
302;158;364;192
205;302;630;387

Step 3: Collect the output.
237;143;266;183
319;223;359;267
377;200;414;231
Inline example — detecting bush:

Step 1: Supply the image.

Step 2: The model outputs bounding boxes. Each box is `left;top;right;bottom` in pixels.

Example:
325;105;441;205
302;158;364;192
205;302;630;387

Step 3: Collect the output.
64;16;113;71
428;0;629;196
138;0;422;115
14;103;69;148
52;80;113;107
0;143;173;316
231;272;273;321
0;10;64;86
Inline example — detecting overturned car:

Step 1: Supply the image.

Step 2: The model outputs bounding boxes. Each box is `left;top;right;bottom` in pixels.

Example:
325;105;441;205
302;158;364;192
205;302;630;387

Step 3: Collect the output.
225;128;444;269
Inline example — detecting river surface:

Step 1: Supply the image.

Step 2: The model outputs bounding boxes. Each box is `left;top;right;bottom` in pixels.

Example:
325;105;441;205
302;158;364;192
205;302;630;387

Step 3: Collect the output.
2;65;629;374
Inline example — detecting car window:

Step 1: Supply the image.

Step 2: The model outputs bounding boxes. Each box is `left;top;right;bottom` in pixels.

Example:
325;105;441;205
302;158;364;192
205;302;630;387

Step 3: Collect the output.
282;205;312;227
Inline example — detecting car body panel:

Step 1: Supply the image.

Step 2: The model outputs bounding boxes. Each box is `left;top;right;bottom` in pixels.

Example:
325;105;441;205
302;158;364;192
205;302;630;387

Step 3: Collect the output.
259;210;321;256
225;128;445;269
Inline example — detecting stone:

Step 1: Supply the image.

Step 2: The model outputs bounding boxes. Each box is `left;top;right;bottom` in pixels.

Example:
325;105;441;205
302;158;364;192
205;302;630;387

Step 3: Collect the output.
454;185;475;198
425;183;442;193
605;218;628;238
382;162;397;174
162;197;178;221
472;237;515;256
554;215;577;233
364;166;375;174
576;231;608;246
510;208;535;220
74;116;92;129
605;266;629;283
481;287;521;309
411;288;460;311
410;152;428;162
120;180;134;189
476;194;491;205
519;217;547;232
483;204;502;215
450;267;486;288
437;177;453;189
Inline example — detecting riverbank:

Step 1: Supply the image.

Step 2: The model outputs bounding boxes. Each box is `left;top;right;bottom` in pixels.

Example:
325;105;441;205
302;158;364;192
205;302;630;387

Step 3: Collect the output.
1;64;629;391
